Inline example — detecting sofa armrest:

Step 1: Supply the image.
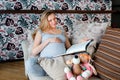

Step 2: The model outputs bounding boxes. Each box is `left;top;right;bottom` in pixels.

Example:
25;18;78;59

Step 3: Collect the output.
21;40;30;61
21;40;30;77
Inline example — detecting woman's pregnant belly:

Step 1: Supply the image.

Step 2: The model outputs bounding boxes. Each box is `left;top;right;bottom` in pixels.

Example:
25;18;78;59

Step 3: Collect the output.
40;43;66;57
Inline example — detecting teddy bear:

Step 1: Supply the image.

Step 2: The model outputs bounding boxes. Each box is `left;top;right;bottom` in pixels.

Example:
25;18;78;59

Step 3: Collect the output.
64;53;97;80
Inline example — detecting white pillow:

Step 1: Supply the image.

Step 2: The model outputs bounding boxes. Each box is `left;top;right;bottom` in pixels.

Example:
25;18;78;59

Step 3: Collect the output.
72;22;109;44
72;23;89;44
66;40;92;54
86;22;109;42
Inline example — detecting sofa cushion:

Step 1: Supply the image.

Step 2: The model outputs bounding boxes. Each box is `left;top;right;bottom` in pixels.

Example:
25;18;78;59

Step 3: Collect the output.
38;55;74;80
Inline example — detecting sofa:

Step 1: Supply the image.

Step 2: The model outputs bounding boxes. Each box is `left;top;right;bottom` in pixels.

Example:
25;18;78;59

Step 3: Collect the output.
21;22;111;80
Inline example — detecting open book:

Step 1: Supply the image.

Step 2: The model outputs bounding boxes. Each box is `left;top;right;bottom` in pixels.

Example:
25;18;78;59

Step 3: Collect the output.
56;39;93;57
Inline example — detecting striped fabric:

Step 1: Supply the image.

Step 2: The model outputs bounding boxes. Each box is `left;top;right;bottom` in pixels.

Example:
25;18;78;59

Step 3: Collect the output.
93;28;120;80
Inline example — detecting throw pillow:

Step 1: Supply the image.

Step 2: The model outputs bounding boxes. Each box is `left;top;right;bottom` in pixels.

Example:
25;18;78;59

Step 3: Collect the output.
86;22;109;42
38;55;74;80
93;28;120;80
72;22;109;44
72;23;89;44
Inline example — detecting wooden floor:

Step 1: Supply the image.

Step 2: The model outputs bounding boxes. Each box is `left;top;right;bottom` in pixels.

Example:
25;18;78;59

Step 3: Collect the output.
0;60;27;80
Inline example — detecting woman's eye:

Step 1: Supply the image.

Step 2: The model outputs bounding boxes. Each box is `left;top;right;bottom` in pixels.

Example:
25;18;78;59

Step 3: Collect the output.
48;20;52;22
54;18;57;21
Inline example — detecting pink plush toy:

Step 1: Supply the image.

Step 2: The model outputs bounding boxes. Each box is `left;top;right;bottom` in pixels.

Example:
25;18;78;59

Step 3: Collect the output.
64;53;97;80
78;53;97;80
64;55;83;80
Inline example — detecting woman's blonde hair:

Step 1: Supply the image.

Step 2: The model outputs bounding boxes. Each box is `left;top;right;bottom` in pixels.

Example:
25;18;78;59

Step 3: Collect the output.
32;10;55;39
39;10;55;31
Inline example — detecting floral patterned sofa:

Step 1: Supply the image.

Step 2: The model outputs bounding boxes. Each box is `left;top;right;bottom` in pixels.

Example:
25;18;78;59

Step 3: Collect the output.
21;22;109;80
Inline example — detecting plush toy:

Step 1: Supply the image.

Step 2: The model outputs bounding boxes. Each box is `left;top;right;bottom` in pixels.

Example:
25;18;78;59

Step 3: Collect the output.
64;55;83;80
78;53;97;79
64;53;97;80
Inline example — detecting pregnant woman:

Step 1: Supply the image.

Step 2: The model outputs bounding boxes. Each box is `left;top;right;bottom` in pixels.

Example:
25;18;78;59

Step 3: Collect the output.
25;10;71;77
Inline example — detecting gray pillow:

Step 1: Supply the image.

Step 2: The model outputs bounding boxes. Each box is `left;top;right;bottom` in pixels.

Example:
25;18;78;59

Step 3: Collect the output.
38;55;73;80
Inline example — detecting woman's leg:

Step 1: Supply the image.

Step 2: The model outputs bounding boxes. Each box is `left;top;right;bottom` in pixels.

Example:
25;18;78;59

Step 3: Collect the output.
25;56;46;76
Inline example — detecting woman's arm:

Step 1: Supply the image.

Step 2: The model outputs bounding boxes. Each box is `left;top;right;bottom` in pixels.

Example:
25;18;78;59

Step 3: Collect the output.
32;30;62;56
31;31;49;56
65;32;71;49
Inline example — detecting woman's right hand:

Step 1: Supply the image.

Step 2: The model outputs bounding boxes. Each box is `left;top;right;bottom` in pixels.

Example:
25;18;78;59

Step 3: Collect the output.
48;37;62;43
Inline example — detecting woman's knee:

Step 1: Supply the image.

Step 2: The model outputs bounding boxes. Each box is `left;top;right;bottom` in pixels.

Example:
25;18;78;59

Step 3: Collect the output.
25;56;46;76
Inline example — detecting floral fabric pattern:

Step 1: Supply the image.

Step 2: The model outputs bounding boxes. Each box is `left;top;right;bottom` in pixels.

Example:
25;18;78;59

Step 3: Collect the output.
0;0;112;61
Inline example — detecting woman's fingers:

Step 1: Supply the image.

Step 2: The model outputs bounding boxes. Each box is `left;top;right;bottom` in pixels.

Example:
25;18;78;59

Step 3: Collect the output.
49;37;62;43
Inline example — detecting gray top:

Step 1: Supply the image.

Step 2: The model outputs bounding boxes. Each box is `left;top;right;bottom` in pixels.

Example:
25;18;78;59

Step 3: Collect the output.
39;30;66;58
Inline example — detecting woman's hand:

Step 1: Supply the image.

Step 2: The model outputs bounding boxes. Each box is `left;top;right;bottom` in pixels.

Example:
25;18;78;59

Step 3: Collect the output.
48;37;62;43
79;38;90;43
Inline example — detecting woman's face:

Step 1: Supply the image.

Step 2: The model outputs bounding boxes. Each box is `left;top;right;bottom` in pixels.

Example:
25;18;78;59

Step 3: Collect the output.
48;13;57;29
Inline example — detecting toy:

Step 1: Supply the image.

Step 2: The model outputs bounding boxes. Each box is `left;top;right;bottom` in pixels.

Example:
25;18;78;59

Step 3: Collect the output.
64;55;83;80
64;53;97;80
78;53;97;79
